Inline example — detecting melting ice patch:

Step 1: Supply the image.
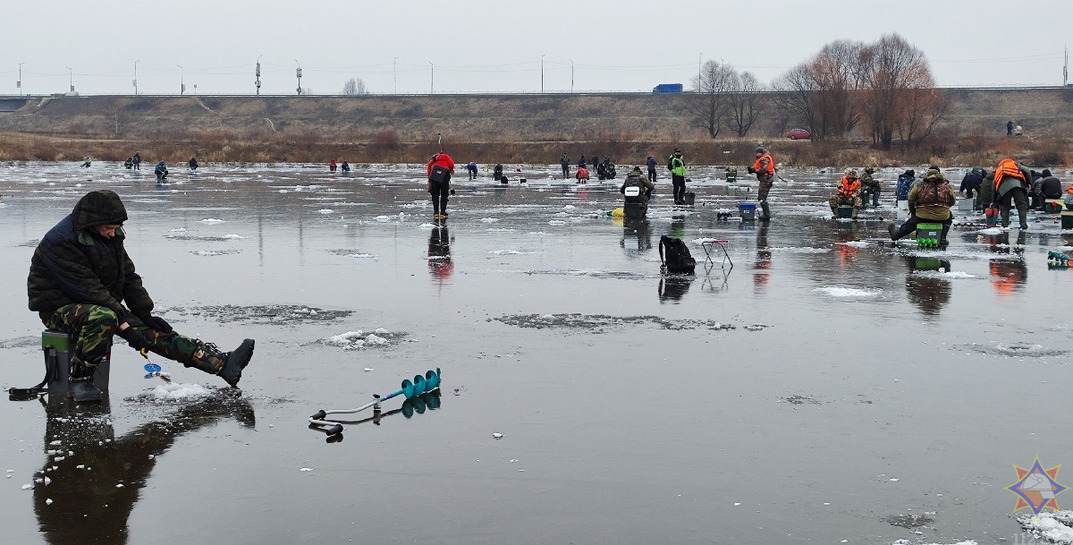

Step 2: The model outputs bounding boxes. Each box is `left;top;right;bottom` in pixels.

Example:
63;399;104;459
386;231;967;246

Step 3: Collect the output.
190;249;241;257
144;382;211;401
910;270;976;279
769;246;832;254
814;287;882;298
320;329;404;350
199;218;225;224
958;342;1068;359
167;304;353;325
492;313;767;334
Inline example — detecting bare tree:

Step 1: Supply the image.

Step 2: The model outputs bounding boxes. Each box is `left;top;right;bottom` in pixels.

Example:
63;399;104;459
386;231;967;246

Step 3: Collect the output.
860;34;936;149
809;40;866;139
726;71;764;137
771;63;820;138
689;60;735;138
342;77;368;96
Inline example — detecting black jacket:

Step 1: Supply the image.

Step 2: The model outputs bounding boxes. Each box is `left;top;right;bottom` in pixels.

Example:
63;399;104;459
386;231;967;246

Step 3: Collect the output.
960;169;984;192
1040;177;1063;199
27;190;152;319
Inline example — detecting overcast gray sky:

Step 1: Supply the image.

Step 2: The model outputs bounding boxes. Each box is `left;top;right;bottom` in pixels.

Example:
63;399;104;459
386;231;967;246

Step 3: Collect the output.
2;0;1071;95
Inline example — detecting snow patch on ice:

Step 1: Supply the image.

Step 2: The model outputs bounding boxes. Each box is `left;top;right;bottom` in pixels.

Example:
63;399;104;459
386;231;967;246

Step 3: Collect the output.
1018;510;1073;544
199;218;225;224
814;286;881;298
977;227;1005;235
317;209;335;215
910;270;976;279
479;217;500;223
322;329;399;350
148;382;211;401
770;246;831;254
840;241;870;248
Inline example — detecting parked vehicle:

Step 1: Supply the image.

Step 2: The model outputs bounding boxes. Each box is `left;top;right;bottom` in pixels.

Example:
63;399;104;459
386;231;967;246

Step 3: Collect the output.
784;128;812;140
652;83;684;94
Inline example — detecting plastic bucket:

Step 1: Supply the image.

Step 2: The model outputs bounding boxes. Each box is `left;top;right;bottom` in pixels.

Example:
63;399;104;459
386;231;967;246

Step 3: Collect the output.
738;203;757;221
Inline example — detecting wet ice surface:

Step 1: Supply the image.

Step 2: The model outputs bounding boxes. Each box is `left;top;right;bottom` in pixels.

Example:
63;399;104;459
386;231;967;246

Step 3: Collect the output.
0;161;1070;545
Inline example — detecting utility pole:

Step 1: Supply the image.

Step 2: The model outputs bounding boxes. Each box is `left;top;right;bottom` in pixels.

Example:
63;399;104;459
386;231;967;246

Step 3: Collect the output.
255;55;262;95
393;56;398;94
697;52;702;91
17;62;23;96
570;59;574;93
540;54;545;93
428;61;434;94
178;65;185;95
65;66;74;94
295;59;302;95
133;60;139;95
1065;45;1069;87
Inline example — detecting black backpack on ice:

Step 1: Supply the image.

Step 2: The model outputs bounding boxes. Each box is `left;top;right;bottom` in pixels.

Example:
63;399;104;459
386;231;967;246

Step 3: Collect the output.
659;235;695;275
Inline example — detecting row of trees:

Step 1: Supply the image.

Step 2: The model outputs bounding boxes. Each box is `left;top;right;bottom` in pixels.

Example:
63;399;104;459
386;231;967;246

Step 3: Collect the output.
692;33;947;149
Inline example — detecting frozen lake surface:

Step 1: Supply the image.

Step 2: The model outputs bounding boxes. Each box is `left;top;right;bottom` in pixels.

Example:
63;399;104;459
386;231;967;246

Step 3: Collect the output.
0;161;1070;545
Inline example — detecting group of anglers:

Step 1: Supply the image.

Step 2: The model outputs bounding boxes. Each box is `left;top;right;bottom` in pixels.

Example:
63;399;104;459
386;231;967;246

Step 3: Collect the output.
119;152;200;183
828;157;1071;247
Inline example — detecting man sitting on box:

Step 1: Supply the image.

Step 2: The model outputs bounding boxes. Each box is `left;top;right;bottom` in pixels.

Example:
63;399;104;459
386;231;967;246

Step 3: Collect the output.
888;167;956;246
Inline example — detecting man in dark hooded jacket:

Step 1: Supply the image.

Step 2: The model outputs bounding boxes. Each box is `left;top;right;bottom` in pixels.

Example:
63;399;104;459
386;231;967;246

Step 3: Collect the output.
27;190;255;401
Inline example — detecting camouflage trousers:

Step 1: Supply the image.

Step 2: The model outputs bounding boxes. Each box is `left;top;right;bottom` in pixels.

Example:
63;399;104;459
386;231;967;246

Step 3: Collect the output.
829;194;861;215
757;173;774;202
42;304;202;378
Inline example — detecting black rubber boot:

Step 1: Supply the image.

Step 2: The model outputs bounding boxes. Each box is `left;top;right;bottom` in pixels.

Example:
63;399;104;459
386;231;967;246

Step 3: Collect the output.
189;339;256;387
759;201;771;221
888;224;898;240
67;355;103;402
219;340;255;387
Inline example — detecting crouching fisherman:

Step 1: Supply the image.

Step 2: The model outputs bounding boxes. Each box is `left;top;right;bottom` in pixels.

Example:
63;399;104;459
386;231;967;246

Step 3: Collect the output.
27;190;255;401
154;161;169;183
620;166;654;217
887;167;956;246
828;169;862;219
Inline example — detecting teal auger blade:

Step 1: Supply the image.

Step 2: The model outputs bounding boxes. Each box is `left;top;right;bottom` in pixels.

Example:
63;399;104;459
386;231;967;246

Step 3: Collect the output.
401;378;417;399
411;375;427;398
425;369;440;390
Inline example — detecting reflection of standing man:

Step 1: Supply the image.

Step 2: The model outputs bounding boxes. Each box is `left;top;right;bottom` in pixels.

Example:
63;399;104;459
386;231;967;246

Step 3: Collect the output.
427;224;454;280
34;398;254;545
752;222;771;294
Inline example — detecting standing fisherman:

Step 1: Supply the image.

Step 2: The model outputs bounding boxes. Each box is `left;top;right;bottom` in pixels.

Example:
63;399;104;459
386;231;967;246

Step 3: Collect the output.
748;146;775;220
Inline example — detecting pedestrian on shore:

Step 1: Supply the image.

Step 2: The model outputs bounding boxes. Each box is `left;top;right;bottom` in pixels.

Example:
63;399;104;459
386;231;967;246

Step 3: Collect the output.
1006;120;1014;137
427;151;455;219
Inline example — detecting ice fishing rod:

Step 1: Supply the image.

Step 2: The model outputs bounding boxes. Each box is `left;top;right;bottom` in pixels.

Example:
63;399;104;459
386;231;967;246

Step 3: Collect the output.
308;368;442;435
139;349;171;383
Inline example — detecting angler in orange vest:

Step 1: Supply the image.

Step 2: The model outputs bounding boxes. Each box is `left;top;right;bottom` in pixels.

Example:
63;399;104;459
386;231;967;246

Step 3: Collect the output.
747;146;776;220
828;169;862;219
992;157;1030;230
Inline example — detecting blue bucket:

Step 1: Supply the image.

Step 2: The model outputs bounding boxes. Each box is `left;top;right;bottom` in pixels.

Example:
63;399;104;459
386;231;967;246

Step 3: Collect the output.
738;203;757;221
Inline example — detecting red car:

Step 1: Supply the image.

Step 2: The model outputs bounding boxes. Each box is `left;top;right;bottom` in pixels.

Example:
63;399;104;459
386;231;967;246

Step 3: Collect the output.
784;128;811;140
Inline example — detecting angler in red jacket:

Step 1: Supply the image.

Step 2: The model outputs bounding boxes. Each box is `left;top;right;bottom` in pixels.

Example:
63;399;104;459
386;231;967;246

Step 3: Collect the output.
427;152;456;219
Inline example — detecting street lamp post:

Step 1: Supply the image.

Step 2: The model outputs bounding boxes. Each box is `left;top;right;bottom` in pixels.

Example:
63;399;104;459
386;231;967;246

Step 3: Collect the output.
17;62;23;96
255;55;262;95
65;66;73;93
178;65;185;95
540;54;545;93
133;60;139;95
295;59;303;95
428;61;434;95
570;59;574;93
393;56;398;95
